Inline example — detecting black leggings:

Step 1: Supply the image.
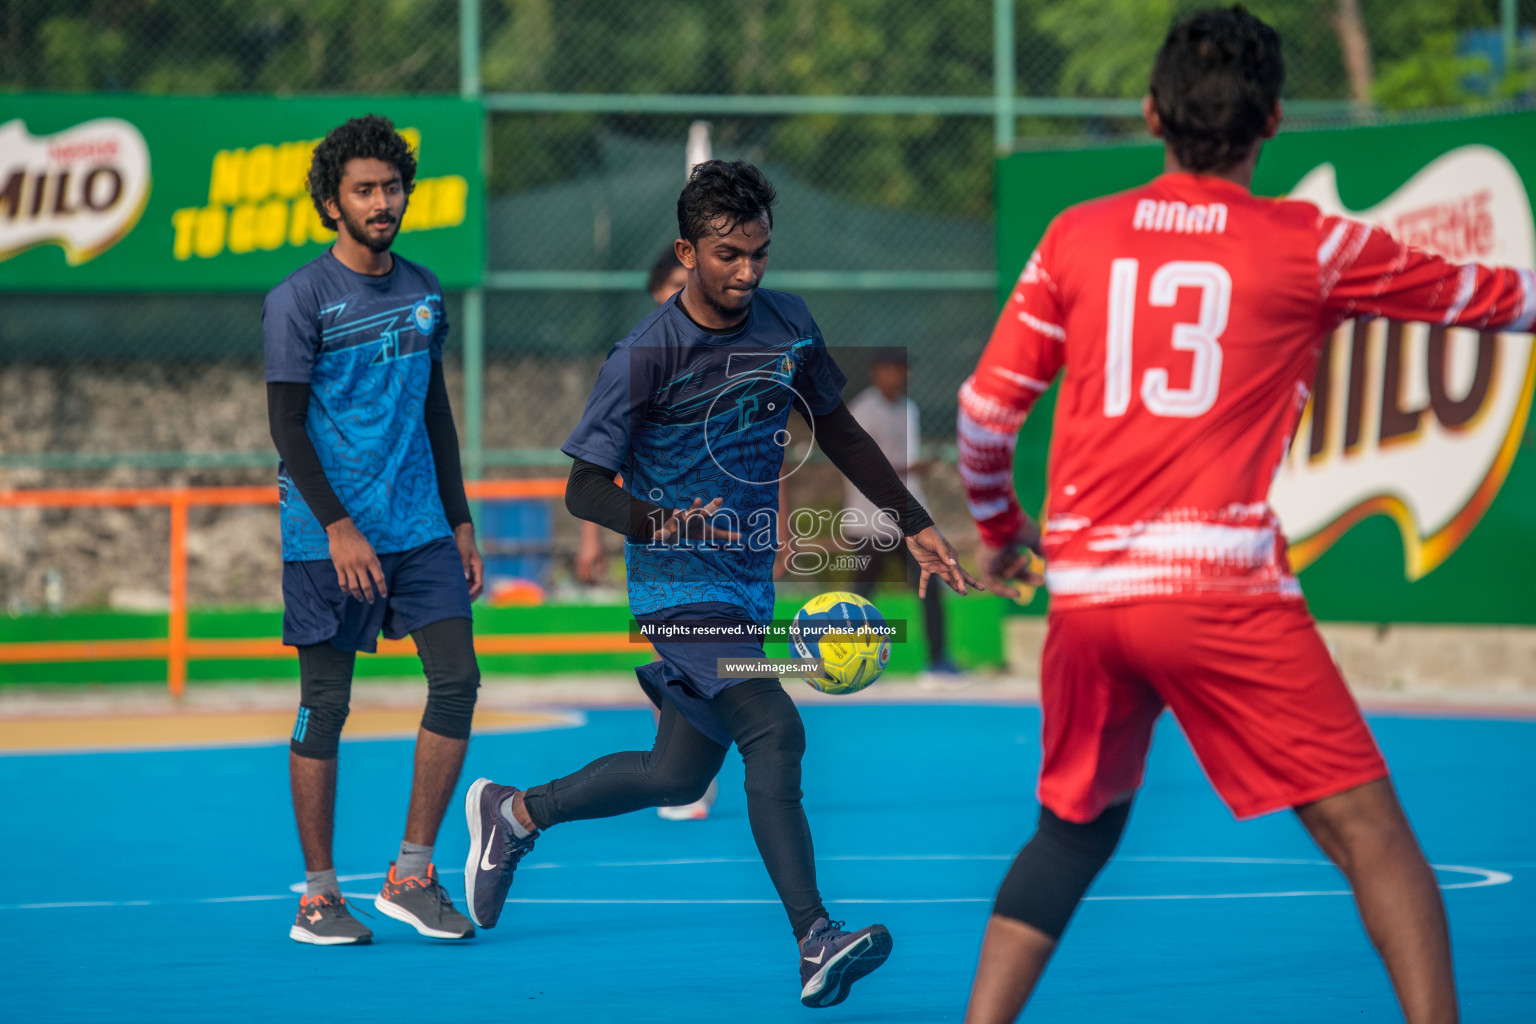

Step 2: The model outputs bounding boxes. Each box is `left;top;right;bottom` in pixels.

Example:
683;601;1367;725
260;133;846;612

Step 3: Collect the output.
522;678;828;938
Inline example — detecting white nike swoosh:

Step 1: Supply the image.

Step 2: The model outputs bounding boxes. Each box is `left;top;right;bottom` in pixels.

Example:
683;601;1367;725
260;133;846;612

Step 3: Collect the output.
803;951;825;965
480;826;498;872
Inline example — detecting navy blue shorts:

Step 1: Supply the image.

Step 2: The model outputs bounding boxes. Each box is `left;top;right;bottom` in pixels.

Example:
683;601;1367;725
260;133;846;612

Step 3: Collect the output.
634;601;771;749
282;536;472;652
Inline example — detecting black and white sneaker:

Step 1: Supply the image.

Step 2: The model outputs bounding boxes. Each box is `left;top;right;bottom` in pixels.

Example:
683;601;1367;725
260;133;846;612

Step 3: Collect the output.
463;777;539;930
798;917;893;1008
374;862;475;939
289;891;372;946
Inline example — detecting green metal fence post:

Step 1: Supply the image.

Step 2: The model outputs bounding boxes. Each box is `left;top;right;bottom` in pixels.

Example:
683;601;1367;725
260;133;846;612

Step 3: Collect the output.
460;0;480;99
462;289;485;486
460;0;486;491
994;0;1016;153
1503;0;1518;72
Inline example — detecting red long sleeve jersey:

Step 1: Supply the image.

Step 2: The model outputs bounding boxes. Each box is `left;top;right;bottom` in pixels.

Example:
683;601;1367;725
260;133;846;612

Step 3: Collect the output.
960;173;1536;609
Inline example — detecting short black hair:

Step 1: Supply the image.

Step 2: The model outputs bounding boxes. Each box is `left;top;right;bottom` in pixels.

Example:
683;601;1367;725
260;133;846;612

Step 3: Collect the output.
308;114;417;230
1149;6;1284;174
870;347;908;368
647;246;683;294
676;160;776;245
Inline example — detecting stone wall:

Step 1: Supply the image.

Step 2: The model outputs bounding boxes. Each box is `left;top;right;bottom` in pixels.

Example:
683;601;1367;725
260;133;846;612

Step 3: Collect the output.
1;359;978;611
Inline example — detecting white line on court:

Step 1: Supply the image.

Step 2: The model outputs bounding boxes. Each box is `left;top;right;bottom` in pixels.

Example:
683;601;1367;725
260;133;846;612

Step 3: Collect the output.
284;854;1017;891
2;856;1510;912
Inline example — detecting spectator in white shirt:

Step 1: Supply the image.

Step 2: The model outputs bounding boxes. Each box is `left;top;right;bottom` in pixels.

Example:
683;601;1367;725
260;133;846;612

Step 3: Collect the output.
844;349;958;678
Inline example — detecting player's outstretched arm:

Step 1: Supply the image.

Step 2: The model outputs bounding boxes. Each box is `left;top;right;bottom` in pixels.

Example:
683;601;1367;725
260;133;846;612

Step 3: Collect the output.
978;532;1045;602
1321;216;1536;332
808;402;985;589
905;526;985;597
957;373;1050;601
958;230;1066;600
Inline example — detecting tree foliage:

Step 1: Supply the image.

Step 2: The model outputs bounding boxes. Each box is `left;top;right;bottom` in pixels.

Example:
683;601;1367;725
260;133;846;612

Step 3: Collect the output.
2;0;1530;217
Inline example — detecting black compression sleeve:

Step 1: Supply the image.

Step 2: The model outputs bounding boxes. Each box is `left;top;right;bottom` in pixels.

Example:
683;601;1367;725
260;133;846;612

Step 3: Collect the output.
423;361;473;529
809;402;935;536
993;802;1131;940
565;458;670;540
266;382;349;528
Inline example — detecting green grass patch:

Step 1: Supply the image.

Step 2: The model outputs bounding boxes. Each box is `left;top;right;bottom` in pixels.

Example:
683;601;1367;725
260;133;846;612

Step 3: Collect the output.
0;592;1006;685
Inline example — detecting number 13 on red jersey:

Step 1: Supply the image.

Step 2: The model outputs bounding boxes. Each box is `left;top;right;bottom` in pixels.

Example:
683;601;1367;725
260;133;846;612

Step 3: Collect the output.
1104;258;1232;419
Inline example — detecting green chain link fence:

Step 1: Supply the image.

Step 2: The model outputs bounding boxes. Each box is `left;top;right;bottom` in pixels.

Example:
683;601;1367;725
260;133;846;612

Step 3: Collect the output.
2;0;1533;608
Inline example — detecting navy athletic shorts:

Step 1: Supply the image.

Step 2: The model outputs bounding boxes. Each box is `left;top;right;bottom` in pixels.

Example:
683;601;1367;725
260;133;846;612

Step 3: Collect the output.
282;536;472;652
634;601;772;749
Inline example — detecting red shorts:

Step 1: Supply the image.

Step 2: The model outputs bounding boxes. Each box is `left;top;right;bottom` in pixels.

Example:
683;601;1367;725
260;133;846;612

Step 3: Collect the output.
1038;600;1387;822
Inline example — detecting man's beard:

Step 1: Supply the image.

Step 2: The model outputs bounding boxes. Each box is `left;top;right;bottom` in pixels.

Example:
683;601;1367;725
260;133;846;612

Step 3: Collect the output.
701;280;756;322
340;207;399;253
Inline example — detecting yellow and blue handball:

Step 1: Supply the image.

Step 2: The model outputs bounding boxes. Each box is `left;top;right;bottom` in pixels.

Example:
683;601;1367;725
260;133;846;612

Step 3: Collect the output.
789;591;892;695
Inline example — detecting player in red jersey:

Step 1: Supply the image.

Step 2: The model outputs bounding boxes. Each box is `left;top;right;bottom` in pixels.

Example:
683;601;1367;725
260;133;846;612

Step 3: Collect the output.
958;9;1535;1024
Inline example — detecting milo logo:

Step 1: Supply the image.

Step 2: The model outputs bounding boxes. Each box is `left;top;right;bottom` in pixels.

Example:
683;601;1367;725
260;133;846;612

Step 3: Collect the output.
1271;146;1536;579
0;118;151;265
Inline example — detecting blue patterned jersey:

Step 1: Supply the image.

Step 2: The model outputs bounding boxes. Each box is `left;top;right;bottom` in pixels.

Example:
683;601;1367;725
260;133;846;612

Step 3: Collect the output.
262;250;452;562
563;289;847;620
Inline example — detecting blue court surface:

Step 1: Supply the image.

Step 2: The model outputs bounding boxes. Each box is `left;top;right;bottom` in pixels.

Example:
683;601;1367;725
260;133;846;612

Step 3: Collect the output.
3;702;1532;1023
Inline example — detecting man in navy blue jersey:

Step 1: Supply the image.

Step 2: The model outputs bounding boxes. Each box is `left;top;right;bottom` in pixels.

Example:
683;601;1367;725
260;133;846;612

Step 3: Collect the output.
464;160;982;1009
265;115;482;946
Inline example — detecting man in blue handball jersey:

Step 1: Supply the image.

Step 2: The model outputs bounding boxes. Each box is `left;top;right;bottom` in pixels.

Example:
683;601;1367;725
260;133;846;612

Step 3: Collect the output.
463;160;983;1009
264;115;483;946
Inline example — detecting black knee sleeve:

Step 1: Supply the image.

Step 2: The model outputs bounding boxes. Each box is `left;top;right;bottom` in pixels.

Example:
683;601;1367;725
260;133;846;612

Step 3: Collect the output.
415;617;480;740
291;643;355;759
993;801;1132;940
422;665;480;740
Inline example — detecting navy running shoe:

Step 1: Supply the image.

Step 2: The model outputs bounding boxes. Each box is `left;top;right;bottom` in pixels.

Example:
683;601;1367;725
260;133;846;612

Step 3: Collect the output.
463;777;538;929
798;917;893;1008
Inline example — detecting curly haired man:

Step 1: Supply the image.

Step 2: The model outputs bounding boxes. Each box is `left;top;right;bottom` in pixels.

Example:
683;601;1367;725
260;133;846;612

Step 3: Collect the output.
264;114;483;946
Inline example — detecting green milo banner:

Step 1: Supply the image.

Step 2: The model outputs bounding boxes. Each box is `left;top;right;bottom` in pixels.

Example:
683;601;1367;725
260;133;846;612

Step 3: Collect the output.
996;110;1536;625
0;95;483;290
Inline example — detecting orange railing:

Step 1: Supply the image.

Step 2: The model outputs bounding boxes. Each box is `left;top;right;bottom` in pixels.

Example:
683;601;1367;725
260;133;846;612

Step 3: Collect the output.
0;479;636;696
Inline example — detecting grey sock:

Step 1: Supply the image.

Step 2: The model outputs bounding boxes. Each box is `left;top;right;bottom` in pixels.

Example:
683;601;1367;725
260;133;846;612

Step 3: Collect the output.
499;795;533;838
395;841;433;880
305;868;339;897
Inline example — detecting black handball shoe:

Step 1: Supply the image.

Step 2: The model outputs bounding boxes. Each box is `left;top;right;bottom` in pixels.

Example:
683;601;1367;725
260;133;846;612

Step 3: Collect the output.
798;917;893;1008
463;777;539;930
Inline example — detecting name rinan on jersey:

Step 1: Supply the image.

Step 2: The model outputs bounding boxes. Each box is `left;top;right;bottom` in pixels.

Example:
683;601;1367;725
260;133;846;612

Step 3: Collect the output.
1131;199;1229;235
959;173;1536;609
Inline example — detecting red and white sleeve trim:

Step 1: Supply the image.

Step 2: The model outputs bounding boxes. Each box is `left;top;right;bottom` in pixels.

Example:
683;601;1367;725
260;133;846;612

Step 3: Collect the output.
957;375;1027;548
